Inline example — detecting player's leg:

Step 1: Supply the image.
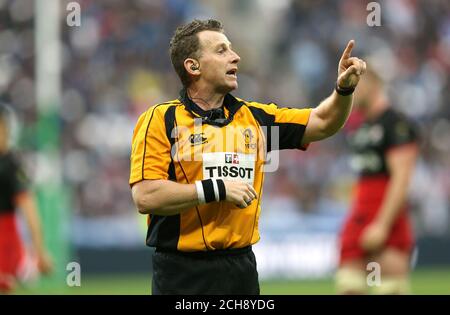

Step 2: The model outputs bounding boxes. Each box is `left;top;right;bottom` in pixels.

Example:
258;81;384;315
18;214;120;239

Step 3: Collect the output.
369;212;413;294
0;273;16;294
336;211;369;294
369;247;411;294
335;259;368;294
0;213;40;293
0;213;22;294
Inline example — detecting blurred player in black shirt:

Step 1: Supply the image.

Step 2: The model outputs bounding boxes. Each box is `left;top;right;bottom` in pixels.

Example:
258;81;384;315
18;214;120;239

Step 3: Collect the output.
336;67;419;294
0;104;53;294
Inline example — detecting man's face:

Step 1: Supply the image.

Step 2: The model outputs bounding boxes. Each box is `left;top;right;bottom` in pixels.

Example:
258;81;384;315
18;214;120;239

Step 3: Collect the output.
194;30;241;93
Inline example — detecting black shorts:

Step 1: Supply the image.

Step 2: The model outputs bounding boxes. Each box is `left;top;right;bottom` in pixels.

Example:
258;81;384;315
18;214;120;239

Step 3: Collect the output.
151;246;260;295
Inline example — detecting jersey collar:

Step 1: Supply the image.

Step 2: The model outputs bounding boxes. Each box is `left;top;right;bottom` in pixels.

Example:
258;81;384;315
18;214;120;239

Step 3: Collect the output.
178;88;243;126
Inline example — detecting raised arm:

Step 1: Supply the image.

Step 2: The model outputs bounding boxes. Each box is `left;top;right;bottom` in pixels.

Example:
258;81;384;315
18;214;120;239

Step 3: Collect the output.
302;40;366;145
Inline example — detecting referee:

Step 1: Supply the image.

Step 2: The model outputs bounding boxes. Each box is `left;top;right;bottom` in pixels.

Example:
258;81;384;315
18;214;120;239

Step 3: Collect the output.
129;19;366;295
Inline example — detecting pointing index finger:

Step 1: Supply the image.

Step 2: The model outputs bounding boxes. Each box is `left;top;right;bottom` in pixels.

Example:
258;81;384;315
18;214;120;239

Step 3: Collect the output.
341;40;355;61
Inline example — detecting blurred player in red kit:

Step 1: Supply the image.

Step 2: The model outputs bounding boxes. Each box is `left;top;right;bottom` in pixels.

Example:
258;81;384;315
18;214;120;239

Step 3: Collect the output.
336;66;419;294
0;104;53;294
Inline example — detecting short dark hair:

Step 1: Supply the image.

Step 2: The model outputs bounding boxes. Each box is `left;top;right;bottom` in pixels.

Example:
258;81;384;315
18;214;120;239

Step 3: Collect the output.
169;19;223;87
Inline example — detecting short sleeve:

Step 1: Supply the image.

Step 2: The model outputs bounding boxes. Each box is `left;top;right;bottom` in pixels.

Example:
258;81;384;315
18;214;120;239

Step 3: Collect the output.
385;114;418;150
272;105;312;150
247;102;312;151
129;106;172;186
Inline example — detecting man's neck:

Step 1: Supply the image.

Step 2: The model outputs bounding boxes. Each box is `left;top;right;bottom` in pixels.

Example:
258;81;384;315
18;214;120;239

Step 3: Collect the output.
187;85;226;111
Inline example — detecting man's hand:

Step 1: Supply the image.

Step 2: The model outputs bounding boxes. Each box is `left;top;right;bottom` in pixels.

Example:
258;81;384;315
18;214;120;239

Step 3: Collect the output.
359;221;390;253
37;250;54;274
223;180;257;209
337;40;366;89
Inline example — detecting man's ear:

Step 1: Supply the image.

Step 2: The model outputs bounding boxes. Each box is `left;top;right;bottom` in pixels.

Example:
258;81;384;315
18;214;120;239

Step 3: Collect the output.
184;58;201;76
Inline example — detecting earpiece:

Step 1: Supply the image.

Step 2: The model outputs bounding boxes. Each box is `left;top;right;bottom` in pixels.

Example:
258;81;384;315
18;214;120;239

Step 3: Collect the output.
190;64;199;71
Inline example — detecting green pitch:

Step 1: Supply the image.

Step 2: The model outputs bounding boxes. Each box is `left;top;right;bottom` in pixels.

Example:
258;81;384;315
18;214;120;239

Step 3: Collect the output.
14;268;450;295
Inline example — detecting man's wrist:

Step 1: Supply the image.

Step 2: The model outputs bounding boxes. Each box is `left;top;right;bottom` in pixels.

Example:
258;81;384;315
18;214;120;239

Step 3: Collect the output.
335;81;355;96
195;180;206;204
195;179;226;204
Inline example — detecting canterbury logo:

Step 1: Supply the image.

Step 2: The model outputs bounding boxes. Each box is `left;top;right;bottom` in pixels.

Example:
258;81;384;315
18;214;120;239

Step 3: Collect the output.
189;133;208;146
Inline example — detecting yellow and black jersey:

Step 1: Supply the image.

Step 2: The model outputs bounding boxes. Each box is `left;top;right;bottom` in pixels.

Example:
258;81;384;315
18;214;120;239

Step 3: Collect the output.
129;88;312;252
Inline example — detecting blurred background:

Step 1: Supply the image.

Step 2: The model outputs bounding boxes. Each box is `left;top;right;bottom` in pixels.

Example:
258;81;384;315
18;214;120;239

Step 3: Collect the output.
1;0;449;294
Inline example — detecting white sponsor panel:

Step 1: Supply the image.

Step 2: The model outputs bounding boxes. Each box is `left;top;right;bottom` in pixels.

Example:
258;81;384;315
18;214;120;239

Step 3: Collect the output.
202;152;256;185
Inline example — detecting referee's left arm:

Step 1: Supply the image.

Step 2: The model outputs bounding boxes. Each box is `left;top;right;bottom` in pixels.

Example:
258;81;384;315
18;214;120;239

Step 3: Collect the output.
302;40;366;146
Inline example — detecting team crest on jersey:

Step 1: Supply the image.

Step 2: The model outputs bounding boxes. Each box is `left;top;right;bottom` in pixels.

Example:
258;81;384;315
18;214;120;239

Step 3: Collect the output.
242;128;257;150
189;133;208;146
